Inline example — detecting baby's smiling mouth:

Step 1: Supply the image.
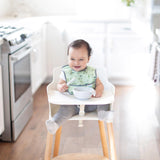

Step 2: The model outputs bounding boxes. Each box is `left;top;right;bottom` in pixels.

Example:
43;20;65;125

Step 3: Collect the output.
74;66;81;69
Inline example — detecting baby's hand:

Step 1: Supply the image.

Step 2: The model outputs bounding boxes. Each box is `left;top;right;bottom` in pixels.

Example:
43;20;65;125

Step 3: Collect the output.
94;77;104;98
57;83;68;92
95;88;103;98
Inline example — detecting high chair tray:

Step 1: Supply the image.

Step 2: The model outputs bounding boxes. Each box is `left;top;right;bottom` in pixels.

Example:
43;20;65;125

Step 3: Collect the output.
48;90;114;105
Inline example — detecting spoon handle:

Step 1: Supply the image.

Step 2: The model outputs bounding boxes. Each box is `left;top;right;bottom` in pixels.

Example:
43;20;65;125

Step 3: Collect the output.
67;77;75;86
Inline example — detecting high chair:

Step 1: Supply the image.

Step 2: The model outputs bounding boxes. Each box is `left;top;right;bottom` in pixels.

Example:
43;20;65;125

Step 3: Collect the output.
44;66;117;160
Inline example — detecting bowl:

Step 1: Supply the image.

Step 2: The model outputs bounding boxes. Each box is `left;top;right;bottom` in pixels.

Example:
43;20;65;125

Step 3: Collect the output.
73;87;96;100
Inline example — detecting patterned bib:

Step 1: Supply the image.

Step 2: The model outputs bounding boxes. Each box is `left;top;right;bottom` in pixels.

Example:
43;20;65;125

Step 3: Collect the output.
62;65;97;94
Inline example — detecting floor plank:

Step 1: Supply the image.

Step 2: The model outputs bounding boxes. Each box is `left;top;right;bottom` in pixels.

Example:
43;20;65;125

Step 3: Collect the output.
0;84;160;160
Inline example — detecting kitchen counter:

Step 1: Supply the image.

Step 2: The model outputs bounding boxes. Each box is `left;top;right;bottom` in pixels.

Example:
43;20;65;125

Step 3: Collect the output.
0;16;150;40
0;15;130;26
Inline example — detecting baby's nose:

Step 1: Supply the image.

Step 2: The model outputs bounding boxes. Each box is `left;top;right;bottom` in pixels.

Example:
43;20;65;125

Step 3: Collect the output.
75;60;79;65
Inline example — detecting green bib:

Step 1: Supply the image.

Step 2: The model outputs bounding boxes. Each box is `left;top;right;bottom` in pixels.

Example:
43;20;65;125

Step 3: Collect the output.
62;65;97;94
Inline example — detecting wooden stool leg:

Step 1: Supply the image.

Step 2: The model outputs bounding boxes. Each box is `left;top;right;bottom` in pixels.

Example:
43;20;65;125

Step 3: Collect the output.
98;120;109;158
107;122;117;160
53;126;62;157
44;132;54;160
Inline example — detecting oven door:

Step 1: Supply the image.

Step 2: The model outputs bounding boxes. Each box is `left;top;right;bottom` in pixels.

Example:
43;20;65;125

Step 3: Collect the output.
9;45;32;121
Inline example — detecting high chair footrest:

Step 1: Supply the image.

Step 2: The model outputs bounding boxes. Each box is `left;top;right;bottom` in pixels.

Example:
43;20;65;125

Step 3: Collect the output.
52;153;109;160
69;111;98;120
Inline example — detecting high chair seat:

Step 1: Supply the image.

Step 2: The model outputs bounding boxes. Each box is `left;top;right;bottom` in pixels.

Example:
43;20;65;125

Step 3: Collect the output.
44;66;117;160
47;86;114;121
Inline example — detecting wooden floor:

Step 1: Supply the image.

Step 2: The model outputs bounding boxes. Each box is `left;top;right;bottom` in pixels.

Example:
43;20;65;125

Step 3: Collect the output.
0;84;160;160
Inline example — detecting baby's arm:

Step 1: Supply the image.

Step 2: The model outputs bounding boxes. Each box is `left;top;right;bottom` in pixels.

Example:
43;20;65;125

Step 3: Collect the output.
57;79;68;92
95;77;104;98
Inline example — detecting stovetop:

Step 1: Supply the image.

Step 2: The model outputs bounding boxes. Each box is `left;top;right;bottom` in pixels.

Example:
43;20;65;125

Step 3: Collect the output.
0;25;24;38
0;25;33;54
0;25;33;50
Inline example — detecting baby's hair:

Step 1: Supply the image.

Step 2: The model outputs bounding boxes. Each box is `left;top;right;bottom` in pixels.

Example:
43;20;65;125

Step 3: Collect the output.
67;39;92;57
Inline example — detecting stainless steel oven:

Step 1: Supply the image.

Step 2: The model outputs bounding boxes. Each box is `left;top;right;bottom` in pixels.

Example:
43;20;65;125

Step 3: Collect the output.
9;45;33;140
0;25;33;141
9;45;32;121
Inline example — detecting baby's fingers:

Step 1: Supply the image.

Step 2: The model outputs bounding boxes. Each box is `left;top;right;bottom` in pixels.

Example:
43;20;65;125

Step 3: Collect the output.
62;85;68;92
95;93;102;98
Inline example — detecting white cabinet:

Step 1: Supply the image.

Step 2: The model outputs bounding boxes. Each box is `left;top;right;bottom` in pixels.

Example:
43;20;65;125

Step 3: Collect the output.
45;22;68;81
30;25;47;94
106;23;150;85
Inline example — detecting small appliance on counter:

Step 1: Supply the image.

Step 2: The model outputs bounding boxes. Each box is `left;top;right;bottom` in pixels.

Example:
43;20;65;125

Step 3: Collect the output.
0;25;33;141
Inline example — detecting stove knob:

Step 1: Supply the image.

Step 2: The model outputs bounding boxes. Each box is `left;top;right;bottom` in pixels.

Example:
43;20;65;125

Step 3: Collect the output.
20;34;27;40
16;35;24;44
9;39;16;46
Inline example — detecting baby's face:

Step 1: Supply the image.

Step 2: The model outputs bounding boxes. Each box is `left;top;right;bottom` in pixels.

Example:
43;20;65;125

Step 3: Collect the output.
68;47;90;72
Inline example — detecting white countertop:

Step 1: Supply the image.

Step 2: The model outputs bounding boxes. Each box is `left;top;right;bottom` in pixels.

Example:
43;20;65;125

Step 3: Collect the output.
0;15;130;26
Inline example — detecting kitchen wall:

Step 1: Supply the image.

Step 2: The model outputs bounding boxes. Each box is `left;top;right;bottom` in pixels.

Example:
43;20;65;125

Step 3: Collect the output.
0;0;10;17
0;0;154;33
9;0;76;17
0;0;131;20
0;0;154;25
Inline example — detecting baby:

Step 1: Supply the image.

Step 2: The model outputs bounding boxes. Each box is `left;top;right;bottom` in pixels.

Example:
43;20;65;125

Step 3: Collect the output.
46;39;113;134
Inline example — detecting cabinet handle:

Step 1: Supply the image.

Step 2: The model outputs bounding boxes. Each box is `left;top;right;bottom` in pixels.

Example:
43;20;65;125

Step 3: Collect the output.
33;49;37;53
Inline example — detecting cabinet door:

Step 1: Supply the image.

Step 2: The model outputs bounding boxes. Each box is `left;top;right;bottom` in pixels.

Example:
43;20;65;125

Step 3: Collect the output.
31;26;47;94
106;23;150;85
45;23;68;79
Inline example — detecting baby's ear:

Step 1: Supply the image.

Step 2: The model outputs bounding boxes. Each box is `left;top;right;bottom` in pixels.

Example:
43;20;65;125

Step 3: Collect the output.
88;56;91;61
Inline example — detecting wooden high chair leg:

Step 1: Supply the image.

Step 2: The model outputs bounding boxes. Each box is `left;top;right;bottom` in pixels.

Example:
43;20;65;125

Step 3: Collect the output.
107;122;117;160
53;126;62;158
98;120;109;158
44;132;54;160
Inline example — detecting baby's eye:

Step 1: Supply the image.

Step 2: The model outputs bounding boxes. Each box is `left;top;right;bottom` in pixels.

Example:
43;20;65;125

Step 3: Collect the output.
79;59;84;61
71;58;75;61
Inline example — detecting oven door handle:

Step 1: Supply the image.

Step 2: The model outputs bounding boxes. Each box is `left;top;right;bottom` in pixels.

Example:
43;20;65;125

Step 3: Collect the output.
10;46;32;62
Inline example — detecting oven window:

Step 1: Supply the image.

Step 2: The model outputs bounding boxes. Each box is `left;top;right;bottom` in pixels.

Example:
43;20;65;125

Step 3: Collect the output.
13;54;31;101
